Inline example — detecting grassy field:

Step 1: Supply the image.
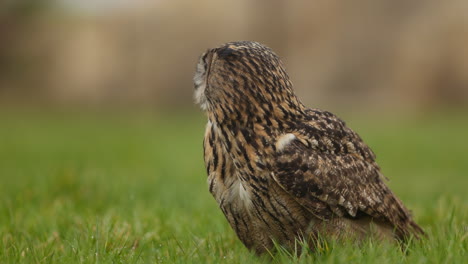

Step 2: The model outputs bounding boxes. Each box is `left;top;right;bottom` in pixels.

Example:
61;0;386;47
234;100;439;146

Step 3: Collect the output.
0;109;467;263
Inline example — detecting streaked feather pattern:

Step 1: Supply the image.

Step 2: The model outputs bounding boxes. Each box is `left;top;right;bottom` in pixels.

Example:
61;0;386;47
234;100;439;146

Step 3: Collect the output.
195;41;424;254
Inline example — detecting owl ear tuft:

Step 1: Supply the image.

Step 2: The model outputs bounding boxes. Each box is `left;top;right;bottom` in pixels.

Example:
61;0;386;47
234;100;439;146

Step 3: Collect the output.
217;47;236;59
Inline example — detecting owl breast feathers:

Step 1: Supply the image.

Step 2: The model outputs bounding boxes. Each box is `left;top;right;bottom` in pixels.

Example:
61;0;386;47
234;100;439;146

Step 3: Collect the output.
194;41;424;254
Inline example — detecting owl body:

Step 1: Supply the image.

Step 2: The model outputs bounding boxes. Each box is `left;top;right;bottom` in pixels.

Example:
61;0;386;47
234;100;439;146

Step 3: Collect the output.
195;41;424;254
203;118;314;252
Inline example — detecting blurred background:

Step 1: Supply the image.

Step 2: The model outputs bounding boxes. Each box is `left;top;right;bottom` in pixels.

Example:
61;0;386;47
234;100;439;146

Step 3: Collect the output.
1;0;467;111
1;1;467;261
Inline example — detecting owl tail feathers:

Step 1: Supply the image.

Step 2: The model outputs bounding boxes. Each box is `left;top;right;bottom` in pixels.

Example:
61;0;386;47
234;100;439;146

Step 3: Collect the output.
388;199;426;242
395;218;426;242
408;220;426;239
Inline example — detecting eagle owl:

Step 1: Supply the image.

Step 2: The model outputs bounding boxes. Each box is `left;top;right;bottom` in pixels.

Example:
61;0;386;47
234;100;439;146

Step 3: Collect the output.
194;41;424;254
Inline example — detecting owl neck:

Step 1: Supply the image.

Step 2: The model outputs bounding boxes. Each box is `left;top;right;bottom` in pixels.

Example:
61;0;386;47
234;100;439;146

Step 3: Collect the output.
207;93;307;129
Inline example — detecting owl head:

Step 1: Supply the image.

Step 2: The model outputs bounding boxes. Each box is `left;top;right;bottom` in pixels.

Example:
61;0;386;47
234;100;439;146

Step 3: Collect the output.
194;41;303;122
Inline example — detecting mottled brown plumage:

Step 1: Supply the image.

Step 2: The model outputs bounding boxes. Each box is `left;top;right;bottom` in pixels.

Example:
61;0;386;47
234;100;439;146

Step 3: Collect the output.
194;41;424;254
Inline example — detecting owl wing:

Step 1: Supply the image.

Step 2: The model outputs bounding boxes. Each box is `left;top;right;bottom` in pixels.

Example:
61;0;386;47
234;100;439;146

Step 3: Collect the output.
271;109;422;237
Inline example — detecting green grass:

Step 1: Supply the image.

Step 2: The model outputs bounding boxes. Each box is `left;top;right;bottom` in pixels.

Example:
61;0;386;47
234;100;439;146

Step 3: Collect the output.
0;109;467;263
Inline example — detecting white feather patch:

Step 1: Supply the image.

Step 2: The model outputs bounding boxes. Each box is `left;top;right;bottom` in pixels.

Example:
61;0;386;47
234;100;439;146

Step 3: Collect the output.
229;181;252;210
275;133;297;151
193;61;208;110
238;182;251;207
